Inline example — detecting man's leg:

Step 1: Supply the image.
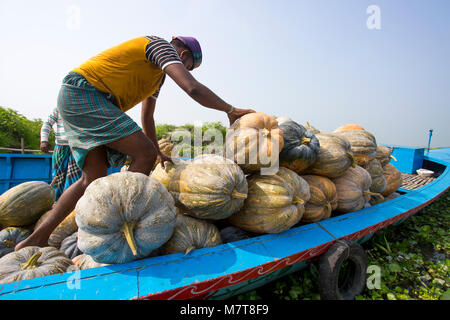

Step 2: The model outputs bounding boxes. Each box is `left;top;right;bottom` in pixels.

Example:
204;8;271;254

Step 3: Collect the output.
106;130;157;175
15;146;109;250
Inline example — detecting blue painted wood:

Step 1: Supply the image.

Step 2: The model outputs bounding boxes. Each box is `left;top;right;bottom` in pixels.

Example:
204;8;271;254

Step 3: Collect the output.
0;153;124;195
0;148;448;300
383;145;425;174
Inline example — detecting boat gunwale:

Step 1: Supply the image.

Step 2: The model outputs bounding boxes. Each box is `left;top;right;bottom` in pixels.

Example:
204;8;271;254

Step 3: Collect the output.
0;150;448;300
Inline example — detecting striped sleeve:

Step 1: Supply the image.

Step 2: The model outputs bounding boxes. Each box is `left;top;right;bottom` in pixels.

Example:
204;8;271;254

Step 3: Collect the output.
40;108;58;142
145;36;183;71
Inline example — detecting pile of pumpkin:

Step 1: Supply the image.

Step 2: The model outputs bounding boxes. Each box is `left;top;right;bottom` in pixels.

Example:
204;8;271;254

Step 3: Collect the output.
0;113;403;284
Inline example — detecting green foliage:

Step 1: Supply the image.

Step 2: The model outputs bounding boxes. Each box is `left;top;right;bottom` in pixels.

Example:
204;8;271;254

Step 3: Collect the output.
236;190;450;300
0;106;55;152
158;121;228;158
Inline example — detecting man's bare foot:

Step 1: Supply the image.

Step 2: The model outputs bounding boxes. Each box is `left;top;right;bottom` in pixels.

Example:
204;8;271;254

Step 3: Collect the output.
14;233;49;251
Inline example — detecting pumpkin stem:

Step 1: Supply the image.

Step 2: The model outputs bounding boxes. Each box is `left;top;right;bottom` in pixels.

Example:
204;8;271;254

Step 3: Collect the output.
364;191;384;201
185;246;195;255
4;239;15;248
293;196;305;205
261;128;270;137
121;222;138;256
326;202;332;214
390;155;397;161
347;152;356;168
49;175;58;188
21;251;42;270
301;137;311;145
232;190;248;199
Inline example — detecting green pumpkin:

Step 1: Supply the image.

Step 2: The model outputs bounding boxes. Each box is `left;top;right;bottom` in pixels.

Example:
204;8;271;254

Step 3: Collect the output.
229;167;310;234
276;118;320;174
72;254;109;270
333;130;377;168
303;133;355;178
0;181;55;227
157;213;222;255
0;246;73;284
0;227;30;258
75;172;177;264
366;159;387;194
60;232;83;259
301;175;338;223
169;155;248;220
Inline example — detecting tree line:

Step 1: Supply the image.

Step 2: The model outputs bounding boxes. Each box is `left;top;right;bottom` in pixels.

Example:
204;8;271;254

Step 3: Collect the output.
0;106;227;155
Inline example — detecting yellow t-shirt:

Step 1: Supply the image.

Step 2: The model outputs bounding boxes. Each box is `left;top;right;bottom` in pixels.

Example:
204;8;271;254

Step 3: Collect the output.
73;36;182;112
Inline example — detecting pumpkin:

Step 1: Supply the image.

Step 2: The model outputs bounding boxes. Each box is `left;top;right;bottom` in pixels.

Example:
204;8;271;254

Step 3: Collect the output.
169;154;248;220
0;181;55;227
225;112;284;173
75;172;177;264
276;118;320;173
381;164;403;197
0;227;30;258
366;159;387;194
369;193;385;206
305;122;321;134
334;123;365;132
153;138;174;169
332;166;382;213
333;129;377;167
303;133;355;178
229;167;310;234
376;145;397;167
157;213;222;255
220;226;253;243
301;175;338;223
0;246;73;284
35;209;77;248
150;158;186;189
73;254;108;270
60;232;83;259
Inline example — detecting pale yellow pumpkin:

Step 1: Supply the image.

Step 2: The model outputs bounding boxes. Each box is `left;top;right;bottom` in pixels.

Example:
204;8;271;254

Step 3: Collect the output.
229;167;310;234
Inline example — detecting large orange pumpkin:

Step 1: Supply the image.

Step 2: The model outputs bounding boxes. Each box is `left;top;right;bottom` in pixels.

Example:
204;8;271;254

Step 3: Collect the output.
334;123;365;132
225;112;284;174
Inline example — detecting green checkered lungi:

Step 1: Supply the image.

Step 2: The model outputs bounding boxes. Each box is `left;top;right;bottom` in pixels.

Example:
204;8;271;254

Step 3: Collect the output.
57;71;141;170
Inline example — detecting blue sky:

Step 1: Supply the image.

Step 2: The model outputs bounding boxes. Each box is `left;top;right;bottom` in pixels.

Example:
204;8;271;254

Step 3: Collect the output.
0;0;449;147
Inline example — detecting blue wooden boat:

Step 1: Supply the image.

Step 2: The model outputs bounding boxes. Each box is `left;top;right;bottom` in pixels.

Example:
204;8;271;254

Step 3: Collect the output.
0;146;448;300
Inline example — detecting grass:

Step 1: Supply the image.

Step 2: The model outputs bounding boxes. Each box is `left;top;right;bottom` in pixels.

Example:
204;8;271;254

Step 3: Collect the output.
236;190;450;300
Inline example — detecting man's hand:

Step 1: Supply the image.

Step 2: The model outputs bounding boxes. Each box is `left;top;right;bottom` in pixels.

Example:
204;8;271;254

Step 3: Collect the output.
40;141;51;153
157;152;173;169
227;107;256;126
